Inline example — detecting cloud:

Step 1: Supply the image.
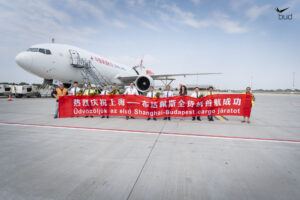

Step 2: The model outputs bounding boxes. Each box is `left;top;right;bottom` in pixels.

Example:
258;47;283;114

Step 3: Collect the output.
66;0;127;28
0;0;98;45
138;19;160;31
246;4;271;22
230;0;253;10
126;0;145;7
67;0;104;17
217;20;247;33
161;5;247;33
112;20;127;28
190;0;201;6
162;4;210;28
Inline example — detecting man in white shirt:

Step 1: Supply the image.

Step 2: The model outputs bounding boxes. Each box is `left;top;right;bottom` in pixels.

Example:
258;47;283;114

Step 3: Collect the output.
101;85;110;95
101;85;110;119
162;85;173;98
69;82;80;96
124;83;139;119
191;87;202;121
163;85;173;120
124;82;139;95
146;86;155;98
146;86;156;121
191;87;202;98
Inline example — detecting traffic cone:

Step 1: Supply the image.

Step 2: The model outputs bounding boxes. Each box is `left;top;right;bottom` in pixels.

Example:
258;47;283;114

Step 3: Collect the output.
8;94;12;101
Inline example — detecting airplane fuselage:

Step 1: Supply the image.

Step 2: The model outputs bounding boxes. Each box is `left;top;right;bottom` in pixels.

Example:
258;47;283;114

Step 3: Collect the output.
16;43;136;86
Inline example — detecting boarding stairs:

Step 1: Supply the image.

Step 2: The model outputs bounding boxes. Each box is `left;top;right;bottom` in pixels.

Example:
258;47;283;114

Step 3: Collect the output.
69;50;110;88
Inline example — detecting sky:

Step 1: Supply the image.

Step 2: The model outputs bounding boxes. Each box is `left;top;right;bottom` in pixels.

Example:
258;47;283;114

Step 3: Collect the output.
0;0;299;90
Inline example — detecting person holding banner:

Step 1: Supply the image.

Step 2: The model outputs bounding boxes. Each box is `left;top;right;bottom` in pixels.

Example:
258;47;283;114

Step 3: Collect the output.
146;86;157;121
84;84;94;118
101;85;110;95
124;83;139;95
146;86;155;98
179;85;187;120
206;86;214;121
163;85;173;120
191;87;202;121
101;85;110;118
124;83;139;119
110;85;120;95
53;83;68;118
69;81;80;96
84;83;95;96
242;87;255;123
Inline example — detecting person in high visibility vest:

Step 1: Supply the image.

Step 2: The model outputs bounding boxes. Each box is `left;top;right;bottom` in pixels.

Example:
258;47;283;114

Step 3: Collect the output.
205;86;214;121
109;85;120;95
101;85;110;119
84;84;95;96
242;87;255;123
83;84;94;118
53;83;68;118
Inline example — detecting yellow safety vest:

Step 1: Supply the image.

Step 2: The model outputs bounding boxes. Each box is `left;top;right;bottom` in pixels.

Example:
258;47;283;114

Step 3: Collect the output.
84;89;95;95
205;92;214;96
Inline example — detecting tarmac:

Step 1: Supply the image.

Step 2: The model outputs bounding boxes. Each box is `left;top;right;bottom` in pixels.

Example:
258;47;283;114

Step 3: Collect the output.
0;94;299;200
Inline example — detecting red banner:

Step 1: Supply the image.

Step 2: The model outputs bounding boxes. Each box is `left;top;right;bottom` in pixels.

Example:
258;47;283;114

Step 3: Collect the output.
58;94;252;118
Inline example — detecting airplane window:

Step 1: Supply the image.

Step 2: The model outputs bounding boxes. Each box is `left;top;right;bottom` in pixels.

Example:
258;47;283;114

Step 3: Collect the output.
27;48;51;55
45;49;51;55
27;48;38;52
39;48;46;54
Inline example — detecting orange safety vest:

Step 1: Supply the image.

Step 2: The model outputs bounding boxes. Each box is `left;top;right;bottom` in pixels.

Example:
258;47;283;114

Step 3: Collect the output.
56;88;68;100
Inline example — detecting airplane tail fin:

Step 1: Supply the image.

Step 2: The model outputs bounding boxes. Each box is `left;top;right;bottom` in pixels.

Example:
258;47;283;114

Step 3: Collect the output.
140;58;154;75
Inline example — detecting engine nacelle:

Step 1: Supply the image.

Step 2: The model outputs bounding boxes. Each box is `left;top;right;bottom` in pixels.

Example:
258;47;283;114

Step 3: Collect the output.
135;75;154;93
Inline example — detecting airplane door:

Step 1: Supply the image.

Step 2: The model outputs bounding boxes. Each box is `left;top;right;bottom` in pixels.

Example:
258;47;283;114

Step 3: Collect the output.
69;49;80;65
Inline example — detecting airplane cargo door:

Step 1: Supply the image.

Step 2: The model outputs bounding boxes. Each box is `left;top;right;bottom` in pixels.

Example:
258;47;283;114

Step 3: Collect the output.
69;49;80;66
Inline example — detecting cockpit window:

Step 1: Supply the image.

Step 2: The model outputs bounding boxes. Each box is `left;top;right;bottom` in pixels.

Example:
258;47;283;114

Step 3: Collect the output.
39;48;46;54
45;49;51;55
27;48;51;55
27;48;38;52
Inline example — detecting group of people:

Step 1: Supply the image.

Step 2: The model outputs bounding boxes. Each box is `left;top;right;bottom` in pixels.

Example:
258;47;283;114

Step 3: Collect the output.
53;82;255;123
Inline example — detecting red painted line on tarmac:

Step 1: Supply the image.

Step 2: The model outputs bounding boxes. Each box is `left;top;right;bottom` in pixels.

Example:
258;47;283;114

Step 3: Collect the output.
0;122;299;143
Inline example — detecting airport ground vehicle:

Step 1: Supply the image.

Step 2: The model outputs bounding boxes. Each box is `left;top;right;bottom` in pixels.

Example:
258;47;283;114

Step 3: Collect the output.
11;85;41;98
0;84;12;96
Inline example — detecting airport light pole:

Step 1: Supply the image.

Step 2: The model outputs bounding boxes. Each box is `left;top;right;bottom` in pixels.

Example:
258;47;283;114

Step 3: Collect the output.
292;72;295;92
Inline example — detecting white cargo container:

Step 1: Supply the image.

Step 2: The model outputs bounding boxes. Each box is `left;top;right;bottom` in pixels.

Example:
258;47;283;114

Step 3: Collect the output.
11;85;40;98
0;84;12;96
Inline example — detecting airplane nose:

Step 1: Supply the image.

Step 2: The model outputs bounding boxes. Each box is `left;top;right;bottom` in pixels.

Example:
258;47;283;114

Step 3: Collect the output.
15;52;32;70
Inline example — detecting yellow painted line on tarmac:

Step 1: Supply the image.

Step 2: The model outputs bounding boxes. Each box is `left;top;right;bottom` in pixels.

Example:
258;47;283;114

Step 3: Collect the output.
215;116;225;120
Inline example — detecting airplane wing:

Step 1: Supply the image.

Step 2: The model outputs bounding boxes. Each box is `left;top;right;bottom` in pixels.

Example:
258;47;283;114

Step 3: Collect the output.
117;72;222;82
149;72;222;79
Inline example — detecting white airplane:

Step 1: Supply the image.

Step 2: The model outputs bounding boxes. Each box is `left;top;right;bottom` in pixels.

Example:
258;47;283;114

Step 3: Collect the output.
15;43;221;92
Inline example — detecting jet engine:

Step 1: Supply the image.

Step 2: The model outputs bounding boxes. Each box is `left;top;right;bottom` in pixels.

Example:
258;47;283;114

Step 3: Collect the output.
135;75;154;93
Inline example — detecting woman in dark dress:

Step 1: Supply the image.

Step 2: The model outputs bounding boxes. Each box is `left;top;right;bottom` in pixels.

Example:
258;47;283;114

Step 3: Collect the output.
179;85;187;120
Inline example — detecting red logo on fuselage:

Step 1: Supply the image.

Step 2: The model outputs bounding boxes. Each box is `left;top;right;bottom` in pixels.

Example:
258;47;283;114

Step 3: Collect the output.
91;56;113;67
